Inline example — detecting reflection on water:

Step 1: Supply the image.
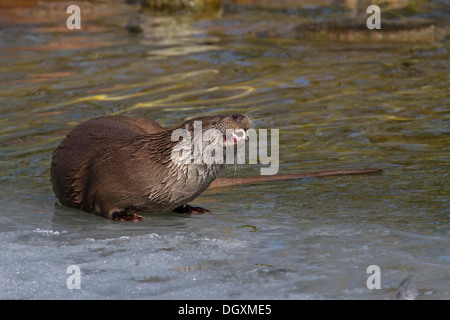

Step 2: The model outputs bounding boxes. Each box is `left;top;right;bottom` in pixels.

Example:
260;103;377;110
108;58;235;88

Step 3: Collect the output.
0;0;448;299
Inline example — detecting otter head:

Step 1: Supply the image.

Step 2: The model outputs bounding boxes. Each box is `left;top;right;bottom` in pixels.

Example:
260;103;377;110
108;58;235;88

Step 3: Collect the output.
186;113;250;143
170;114;250;169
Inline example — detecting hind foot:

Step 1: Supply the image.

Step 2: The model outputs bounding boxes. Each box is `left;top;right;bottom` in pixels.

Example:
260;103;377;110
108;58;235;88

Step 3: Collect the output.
173;204;210;214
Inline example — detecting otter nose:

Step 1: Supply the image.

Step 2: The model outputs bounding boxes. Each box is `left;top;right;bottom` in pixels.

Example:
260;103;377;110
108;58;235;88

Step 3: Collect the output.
232;114;245;122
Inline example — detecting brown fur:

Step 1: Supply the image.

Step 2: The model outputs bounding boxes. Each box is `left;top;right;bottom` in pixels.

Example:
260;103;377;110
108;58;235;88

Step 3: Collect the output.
51;114;250;220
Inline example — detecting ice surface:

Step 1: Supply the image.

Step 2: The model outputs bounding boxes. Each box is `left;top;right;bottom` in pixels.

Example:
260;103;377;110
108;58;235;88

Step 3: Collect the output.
0;178;448;300
1;229;249;299
1;218;448;299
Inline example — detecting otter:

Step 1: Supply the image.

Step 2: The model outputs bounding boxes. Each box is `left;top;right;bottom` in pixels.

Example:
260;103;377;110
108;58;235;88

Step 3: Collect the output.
50;114;381;221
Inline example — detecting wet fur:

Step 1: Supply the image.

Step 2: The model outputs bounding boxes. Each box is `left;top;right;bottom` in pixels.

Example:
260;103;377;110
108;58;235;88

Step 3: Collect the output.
51;114;249;220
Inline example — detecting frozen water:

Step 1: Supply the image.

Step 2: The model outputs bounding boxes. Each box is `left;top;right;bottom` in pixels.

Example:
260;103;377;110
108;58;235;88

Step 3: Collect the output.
0;177;448;300
1;194;448;300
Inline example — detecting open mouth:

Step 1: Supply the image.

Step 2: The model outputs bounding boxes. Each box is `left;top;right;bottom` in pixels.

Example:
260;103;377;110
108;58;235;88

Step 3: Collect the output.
224;129;247;145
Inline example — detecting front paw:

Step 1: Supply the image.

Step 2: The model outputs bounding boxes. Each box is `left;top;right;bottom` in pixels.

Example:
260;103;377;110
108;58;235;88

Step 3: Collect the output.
111;211;145;221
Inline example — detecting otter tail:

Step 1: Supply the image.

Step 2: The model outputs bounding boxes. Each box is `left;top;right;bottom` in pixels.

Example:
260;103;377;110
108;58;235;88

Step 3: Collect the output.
208;168;382;189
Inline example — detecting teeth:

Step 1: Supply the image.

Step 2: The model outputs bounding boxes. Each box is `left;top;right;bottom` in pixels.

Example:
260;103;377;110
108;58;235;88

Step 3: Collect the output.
233;129;246;142
225;129;246;144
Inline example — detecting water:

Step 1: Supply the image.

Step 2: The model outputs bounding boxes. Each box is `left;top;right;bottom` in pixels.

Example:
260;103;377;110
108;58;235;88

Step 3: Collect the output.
0;0;448;299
